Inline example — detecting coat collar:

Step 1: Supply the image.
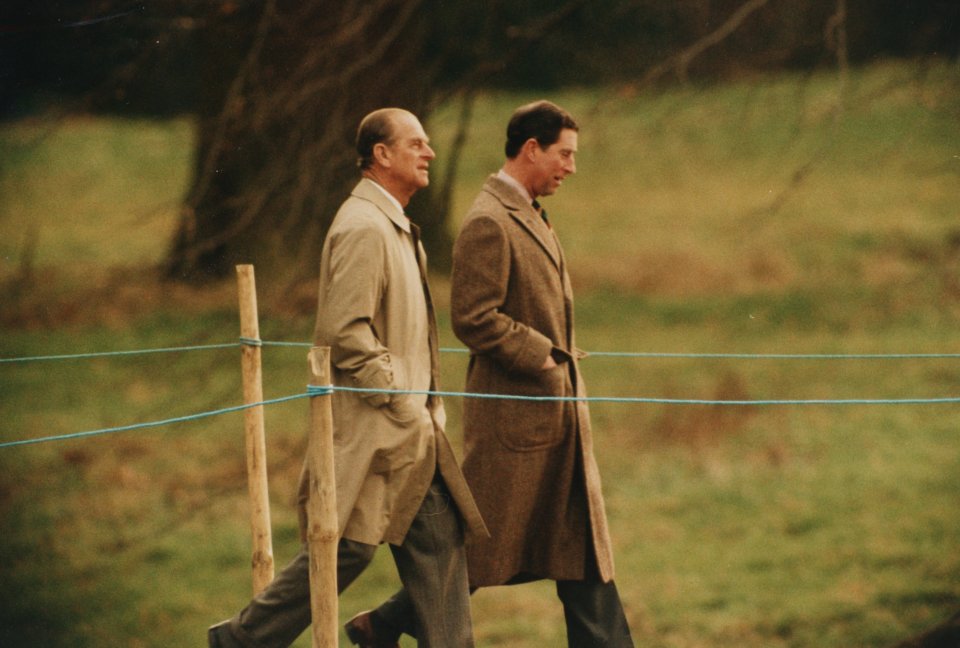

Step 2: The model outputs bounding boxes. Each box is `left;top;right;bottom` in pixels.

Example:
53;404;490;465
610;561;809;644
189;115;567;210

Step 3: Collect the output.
352;177;411;233
481;174;561;270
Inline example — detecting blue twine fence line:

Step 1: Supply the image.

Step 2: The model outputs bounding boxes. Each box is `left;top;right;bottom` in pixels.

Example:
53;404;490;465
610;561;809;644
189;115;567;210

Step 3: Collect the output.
3;337;958;447
0;338;284;364
5;383;959;450
308;384;960;406
3;338;960;364
266;343;960;360
0;393;311;449
583;351;960;360
0;342;243;364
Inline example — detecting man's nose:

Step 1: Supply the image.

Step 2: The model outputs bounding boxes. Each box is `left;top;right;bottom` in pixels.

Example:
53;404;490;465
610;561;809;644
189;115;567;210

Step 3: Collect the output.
424;144;436;160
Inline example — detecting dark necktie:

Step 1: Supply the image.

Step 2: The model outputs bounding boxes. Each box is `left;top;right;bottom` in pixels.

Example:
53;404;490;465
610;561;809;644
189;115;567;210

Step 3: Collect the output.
532;200;550;228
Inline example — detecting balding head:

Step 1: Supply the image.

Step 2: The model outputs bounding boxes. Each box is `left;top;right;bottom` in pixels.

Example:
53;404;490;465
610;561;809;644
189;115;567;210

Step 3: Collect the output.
356;108;415;171
355;108;435;207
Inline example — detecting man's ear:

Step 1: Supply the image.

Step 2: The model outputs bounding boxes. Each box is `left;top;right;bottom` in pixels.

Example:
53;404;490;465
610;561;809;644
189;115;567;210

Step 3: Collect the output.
521;137;541;161
372;141;391;167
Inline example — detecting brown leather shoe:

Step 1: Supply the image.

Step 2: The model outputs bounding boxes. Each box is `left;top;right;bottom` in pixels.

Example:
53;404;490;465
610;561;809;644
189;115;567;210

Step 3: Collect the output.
344;610;401;648
208;620;239;648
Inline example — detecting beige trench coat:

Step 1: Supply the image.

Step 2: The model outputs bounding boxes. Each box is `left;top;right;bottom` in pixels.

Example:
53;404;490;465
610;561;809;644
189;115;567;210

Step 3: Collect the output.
451;175;615;586
299;178;486;547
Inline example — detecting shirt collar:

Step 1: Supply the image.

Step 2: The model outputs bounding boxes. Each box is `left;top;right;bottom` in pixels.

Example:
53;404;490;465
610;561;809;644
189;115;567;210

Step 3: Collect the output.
367;178;405;216
497;169;534;205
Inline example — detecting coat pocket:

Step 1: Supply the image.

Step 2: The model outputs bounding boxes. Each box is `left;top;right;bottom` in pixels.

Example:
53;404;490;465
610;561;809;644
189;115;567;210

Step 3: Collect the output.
489;364;570;452
381;394;421;426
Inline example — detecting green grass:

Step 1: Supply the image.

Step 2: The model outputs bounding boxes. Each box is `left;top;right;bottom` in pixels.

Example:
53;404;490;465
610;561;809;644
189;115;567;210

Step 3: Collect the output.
0;116;193;271
431;60;960;305
2;59;959;647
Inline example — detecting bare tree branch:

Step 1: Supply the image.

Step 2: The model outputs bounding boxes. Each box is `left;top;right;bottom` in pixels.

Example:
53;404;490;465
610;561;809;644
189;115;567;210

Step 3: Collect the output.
825;0;849;115
640;0;772;87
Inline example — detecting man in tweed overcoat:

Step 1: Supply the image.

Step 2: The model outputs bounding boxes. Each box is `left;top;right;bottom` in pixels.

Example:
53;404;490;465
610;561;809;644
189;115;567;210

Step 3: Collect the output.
358;101;633;647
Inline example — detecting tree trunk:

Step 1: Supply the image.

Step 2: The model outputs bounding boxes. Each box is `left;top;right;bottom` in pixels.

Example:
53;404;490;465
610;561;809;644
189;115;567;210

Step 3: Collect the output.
165;0;452;284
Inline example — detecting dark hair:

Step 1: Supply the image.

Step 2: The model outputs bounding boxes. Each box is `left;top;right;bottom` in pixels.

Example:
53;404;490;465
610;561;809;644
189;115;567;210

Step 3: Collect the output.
504;100;579;159
356;108;403;170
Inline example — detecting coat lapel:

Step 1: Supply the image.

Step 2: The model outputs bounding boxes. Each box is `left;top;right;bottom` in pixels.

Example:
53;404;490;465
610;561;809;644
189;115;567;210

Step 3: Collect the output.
352;179;444;406
482;176;562;271
351;177;411;233
409;221;442;404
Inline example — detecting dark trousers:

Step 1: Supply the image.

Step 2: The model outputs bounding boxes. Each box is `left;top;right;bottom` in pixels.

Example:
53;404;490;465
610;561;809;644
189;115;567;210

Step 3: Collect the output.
375;576;634;647
219;474;473;648
555;578;635;647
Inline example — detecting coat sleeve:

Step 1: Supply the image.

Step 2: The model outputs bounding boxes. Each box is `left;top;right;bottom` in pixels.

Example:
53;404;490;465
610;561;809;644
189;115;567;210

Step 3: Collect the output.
451;214;553;375
316;219;395;407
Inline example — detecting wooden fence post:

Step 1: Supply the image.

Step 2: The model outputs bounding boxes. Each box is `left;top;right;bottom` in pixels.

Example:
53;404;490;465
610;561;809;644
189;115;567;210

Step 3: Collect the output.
307;346;339;648
236;264;275;594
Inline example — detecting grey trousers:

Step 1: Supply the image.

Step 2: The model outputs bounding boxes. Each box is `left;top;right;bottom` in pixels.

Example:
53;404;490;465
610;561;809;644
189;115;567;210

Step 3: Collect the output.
373;520;634;648
220;474;473;648
375;577;634;647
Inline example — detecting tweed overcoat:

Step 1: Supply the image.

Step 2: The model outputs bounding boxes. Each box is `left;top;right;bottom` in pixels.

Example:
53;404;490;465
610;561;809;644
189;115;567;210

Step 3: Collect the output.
450;174;614;586
299;178;486;547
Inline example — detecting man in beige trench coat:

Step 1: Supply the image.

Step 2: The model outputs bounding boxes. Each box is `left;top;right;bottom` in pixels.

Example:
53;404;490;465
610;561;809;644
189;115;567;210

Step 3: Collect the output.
208;108;486;648
357;101;634;647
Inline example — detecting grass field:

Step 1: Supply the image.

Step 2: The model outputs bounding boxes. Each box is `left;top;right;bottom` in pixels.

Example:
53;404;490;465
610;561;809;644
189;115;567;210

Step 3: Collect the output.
1;59;959;647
